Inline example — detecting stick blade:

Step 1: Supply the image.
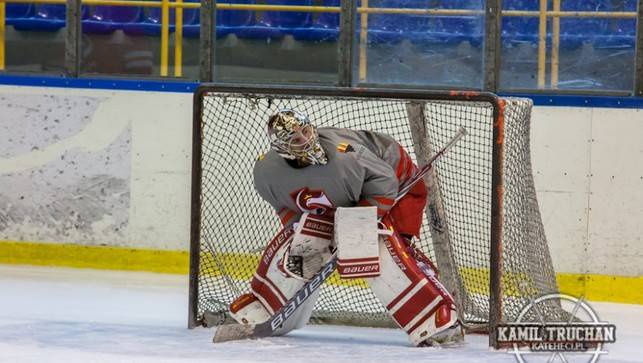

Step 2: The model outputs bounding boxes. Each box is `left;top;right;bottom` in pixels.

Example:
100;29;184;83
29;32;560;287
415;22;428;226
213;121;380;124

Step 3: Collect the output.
213;320;276;343
212;324;257;343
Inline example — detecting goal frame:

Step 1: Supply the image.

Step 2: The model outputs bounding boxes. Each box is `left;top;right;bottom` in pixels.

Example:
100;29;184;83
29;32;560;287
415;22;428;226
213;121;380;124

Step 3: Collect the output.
188;84;506;347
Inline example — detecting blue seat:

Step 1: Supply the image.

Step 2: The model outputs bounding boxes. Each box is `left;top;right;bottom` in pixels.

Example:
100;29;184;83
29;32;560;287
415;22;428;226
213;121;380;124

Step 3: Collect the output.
292;0;339;42
586;0;636;49
365;0;483;46
501;0;540;46
83;6;144;34
216;0;256;38
13;4;67;32
366;0;431;44
432;0;484;47
122;6;176;36
558;0;635;49
182;0;255;38
559;0;606;48
610;0;636;36
179;2;200;38
5;4;34;26
235;0;312;40
181;8;200;39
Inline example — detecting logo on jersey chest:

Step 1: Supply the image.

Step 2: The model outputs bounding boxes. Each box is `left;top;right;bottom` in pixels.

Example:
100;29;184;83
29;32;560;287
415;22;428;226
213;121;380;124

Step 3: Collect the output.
337;142;355;153
291;187;334;215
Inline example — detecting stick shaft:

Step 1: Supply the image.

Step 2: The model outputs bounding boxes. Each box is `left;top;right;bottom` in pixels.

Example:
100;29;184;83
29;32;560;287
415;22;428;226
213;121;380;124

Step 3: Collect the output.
397;127;467;201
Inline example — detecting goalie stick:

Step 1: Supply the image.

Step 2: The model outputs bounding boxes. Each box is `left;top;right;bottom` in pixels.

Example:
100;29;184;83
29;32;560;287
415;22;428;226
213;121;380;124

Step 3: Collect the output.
213;127;467;343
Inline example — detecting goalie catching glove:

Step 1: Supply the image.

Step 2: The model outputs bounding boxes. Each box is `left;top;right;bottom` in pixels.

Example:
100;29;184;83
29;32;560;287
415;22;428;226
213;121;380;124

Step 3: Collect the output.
281;214;335;281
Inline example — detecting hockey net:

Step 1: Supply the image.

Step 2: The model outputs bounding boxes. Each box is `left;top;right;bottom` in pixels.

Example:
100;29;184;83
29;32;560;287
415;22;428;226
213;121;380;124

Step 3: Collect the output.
189;85;560;346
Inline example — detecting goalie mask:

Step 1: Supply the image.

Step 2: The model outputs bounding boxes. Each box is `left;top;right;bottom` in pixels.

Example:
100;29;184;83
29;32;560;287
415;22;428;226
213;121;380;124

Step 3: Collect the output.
267;109;327;165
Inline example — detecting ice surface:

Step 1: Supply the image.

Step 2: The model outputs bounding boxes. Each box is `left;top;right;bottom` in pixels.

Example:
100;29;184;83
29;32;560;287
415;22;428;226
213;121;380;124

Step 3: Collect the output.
0;265;641;363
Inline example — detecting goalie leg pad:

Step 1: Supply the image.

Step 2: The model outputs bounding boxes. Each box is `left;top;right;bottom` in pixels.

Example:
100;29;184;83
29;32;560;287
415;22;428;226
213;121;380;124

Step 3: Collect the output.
365;216;459;346
229;293;271;325
248;225;302;317
334;207;380;279
229;214;332;334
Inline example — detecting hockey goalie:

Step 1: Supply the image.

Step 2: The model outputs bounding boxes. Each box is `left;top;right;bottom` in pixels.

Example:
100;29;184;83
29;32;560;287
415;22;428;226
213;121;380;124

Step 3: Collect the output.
228;109;463;346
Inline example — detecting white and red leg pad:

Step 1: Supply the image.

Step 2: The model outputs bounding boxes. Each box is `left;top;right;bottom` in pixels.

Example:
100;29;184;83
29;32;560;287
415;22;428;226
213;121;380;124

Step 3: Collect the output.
365;217;459;346
229;214;331;334
229;293;271;325
334;207;381;279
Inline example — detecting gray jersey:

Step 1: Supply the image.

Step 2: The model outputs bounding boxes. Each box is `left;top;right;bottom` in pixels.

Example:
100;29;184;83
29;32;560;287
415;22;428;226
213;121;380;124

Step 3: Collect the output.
253;127;415;226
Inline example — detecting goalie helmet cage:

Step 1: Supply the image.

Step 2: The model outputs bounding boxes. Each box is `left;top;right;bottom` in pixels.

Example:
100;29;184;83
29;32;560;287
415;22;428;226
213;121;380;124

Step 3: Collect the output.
189;84;561;348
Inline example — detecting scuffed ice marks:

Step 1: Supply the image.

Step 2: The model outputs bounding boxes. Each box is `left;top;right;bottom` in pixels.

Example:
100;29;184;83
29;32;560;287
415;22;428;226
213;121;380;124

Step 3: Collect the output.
0;93;131;245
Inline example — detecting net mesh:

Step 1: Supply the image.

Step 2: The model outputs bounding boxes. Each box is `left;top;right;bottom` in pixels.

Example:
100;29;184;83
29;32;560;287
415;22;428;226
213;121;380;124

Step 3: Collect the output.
192;90;559;331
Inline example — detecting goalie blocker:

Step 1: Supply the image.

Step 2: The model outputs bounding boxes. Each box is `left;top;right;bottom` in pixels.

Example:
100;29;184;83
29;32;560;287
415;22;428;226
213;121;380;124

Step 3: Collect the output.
229;208;461;346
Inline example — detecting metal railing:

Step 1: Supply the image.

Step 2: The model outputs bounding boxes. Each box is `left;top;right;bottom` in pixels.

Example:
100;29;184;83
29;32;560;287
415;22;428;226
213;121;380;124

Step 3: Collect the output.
0;1;641;94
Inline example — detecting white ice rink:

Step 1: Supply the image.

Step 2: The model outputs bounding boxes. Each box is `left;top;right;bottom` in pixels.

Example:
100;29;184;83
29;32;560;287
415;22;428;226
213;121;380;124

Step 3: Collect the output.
0;265;641;363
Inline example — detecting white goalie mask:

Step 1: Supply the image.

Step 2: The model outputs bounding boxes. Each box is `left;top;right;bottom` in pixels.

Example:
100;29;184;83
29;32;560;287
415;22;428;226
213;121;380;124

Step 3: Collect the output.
267;109;327;165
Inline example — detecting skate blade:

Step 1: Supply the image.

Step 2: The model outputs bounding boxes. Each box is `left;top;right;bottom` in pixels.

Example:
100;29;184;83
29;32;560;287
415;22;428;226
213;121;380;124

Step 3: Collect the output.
422;337;465;348
419;325;465;348
212;324;257;343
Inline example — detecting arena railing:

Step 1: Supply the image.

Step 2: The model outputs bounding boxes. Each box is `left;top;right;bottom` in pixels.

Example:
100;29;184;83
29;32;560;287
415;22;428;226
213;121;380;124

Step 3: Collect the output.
0;1;640;94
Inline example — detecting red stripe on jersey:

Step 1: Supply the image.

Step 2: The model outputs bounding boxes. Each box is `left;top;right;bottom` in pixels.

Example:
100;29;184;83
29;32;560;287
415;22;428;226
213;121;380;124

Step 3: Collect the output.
407;158;418;181
403;152;414;183
395;149;406;180
279;209;297;225
394;145;406;179
396;144;418;185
